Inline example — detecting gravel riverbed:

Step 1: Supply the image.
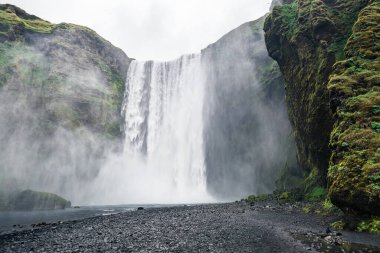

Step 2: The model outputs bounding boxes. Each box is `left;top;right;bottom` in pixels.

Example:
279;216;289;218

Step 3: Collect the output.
1;201;380;252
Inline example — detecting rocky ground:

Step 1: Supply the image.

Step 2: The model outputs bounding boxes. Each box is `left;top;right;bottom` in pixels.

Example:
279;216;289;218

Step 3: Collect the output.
1;201;380;252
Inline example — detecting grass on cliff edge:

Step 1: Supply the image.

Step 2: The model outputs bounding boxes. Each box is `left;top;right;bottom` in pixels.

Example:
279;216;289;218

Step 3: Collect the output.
0;10;53;33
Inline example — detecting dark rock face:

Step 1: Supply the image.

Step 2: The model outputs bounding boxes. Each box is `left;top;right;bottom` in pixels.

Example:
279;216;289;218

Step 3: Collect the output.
264;0;369;186
266;0;338;187
0;4;131;202
264;0;379;216
203;17;298;199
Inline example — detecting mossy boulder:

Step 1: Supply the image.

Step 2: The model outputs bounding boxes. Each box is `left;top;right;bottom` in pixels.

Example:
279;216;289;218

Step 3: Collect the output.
264;0;379;217
12;190;71;211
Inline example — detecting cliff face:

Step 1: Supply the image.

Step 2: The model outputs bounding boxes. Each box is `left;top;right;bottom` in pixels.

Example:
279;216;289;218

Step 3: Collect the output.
0;4;131;136
328;2;380;216
264;0;379;216
0;4;131;203
202;16;299;199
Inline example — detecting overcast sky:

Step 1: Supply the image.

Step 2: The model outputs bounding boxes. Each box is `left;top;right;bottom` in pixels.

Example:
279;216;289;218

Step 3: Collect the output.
1;0;272;60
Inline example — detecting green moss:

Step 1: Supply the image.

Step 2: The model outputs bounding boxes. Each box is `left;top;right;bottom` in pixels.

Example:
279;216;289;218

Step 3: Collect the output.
371;122;380;133
245;194;273;203
279;191;290;200
303;206;311;213
278;1;299;39
305;187;327;202
323;198;334;210
357;218;380;234
303;168;321;192
327;2;380;216
97;59;125;109
329;38;348;61
331;220;345;230
0;10;53;33
96;59;125;138
266;0;378;217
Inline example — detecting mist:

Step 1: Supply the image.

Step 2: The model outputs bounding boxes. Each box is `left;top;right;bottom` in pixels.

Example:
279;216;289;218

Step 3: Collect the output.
202;18;297;200
0;2;298;206
0;44;120;204
82;18;297;204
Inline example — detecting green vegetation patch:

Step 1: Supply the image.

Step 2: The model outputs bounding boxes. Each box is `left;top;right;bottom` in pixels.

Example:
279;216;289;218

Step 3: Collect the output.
245;194;273;203
327;2;380;216
265;0;378;219
331;220;345;230
277;1;299;39
0;9;53;33
305;187;327;202
371;122;380;133
357;218;380;234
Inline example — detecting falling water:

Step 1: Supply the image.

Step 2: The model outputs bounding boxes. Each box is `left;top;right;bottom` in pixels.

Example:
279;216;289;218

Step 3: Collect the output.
114;54;212;203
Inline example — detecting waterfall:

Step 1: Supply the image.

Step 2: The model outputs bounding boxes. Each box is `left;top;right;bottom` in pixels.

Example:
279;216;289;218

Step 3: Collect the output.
115;54;211;203
0;14;297;206
88;21;296;204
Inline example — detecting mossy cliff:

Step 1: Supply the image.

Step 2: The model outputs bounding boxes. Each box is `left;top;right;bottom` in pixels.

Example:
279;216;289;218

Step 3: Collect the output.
264;0;379;217
328;2;380;217
0;4;131;137
0;4;131;202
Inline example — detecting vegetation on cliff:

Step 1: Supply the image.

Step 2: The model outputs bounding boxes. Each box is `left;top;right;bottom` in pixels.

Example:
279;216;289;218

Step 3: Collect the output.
0;4;131;202
265;0;379;231
0;4;131;137
328;1;380;222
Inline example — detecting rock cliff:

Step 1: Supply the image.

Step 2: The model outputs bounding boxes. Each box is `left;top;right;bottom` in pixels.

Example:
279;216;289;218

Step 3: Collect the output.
203;16;299;199
0;4;131;204
264;0;380;218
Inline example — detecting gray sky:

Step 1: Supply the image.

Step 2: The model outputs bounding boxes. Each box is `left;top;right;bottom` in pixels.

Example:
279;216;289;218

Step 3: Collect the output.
1;0;272;60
